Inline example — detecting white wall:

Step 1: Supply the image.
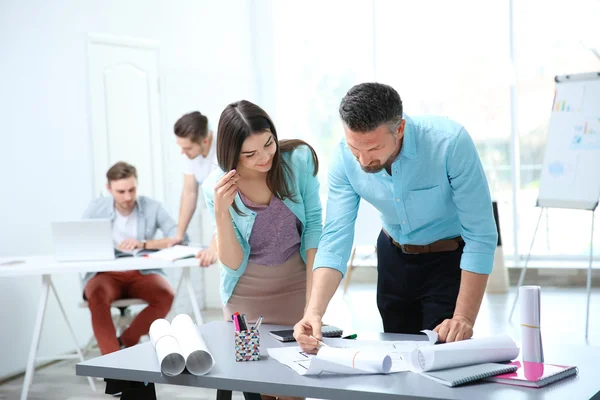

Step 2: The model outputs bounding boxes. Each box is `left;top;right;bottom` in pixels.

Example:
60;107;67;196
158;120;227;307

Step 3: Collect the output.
0;0;259;379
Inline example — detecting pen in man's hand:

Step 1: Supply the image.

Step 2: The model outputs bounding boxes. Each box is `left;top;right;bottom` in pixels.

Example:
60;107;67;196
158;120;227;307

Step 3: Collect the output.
309;335;328;349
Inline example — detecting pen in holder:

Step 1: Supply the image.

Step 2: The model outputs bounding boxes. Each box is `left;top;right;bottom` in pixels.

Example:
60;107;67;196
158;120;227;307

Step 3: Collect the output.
234;328;260;362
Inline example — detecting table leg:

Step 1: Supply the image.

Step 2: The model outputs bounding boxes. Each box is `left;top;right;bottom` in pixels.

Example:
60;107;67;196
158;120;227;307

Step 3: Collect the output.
216;389;232;400
105;379;156;400
49;279;96;392
20;275;51;400
173;267;204;324
174;266;186;297
183;266;204;324
243;393;263;400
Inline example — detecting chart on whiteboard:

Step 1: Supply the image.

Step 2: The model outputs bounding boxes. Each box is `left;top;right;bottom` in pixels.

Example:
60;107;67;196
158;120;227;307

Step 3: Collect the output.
561;85;600;150
571;118;600;149
537;74;600;210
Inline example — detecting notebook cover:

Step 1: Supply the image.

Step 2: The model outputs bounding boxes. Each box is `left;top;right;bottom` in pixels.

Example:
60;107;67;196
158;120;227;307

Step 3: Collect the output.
485;361;578;388
421;363;518;387
321;325;343;337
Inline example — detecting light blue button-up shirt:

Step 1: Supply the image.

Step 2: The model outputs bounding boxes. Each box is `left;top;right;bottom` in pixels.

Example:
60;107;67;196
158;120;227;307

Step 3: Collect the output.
315;115;498;276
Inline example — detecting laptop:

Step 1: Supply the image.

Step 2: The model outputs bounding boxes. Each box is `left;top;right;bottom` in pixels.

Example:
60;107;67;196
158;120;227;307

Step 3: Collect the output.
51;219;116;262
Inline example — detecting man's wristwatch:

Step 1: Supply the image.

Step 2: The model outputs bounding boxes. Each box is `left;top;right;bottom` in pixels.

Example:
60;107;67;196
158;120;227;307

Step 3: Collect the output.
142;241;147;250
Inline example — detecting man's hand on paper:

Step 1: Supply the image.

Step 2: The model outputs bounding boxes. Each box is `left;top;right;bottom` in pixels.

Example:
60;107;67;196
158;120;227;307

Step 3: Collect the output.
433;314;473;342
196;248;217;267
293;313;323;354
117;239;143;251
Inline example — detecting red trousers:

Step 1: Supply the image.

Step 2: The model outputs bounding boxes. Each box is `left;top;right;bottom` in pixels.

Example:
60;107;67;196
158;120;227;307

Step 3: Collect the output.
84;270;175;355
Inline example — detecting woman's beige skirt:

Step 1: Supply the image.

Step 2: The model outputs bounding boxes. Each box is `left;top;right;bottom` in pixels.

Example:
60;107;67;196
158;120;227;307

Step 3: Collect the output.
223;252;306;326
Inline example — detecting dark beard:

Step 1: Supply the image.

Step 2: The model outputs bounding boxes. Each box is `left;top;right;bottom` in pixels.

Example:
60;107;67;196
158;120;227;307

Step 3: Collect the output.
360;156;395;174
361;163;385;173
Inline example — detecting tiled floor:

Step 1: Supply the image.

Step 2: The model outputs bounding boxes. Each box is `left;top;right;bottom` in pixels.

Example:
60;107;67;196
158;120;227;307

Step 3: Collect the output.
1;284;599;399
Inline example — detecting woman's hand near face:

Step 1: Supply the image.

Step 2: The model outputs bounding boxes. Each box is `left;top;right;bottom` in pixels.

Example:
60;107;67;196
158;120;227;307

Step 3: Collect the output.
214;170;240;215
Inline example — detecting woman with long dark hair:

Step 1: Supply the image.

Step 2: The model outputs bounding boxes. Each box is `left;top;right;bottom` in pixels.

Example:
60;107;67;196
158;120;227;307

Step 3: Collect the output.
202;100;322;328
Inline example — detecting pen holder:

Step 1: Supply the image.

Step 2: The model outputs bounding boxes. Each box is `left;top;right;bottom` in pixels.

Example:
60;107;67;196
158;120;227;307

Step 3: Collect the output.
234;328;260;362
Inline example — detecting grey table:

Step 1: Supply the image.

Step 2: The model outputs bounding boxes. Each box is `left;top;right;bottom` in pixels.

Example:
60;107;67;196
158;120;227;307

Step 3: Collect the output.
77;321;600;400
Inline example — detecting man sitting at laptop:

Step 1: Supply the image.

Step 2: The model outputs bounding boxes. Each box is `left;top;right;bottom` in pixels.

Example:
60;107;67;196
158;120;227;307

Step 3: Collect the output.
82;161;186;355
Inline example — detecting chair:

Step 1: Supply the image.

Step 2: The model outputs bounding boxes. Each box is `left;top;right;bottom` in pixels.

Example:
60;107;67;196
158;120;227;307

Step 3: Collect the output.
343;200;382;294
78;273;148;355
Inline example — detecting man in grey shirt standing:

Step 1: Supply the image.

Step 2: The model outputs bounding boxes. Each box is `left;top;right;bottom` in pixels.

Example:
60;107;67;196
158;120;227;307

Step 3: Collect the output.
82;161;187;355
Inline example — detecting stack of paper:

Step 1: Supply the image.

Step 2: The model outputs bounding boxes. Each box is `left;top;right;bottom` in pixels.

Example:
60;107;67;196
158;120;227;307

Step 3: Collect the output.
147;245;202;261
269;331;520;377
268;330;438;376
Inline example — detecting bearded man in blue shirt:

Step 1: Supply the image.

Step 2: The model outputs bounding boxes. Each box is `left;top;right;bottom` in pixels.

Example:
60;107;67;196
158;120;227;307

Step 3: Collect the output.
295;82;498;350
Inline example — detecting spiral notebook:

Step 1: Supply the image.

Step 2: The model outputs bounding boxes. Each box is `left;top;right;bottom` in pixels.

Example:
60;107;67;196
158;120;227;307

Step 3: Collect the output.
421;363;518;387
484;361;578;388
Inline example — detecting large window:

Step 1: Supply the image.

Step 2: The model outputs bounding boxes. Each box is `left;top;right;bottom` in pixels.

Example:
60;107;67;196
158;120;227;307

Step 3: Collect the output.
267;0;600;261
373;0;514;252
270;0;374;191
514;0;600;258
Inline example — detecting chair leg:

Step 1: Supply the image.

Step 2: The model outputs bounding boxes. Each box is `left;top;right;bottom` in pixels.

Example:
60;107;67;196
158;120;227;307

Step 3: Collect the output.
112;314;124;337
343;247;357;294
82;334;96;357
113;306;136;337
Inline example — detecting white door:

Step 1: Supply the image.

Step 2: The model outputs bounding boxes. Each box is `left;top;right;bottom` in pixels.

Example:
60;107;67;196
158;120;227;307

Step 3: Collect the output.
87;35;164;202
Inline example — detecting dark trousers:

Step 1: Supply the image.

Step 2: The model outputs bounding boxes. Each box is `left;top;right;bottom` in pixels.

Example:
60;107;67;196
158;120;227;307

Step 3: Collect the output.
376;230;464;334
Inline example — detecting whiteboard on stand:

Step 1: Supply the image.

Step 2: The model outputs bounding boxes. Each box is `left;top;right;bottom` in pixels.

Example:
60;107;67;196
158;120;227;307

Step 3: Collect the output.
537;72;600;211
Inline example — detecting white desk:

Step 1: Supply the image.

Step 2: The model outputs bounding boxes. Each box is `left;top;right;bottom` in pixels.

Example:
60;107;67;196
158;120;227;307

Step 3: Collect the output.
0;255;206;400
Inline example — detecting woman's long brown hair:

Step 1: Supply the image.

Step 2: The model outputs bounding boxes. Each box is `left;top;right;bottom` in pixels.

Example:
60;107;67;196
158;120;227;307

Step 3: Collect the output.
216;100;319;215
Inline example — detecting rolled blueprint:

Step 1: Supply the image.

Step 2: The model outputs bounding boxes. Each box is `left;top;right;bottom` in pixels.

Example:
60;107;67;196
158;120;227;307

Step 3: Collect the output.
316;347;392;374
408;335;520;372
149;319;186;376
171;314;215;375
519;285;544;362
149;319;172;348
